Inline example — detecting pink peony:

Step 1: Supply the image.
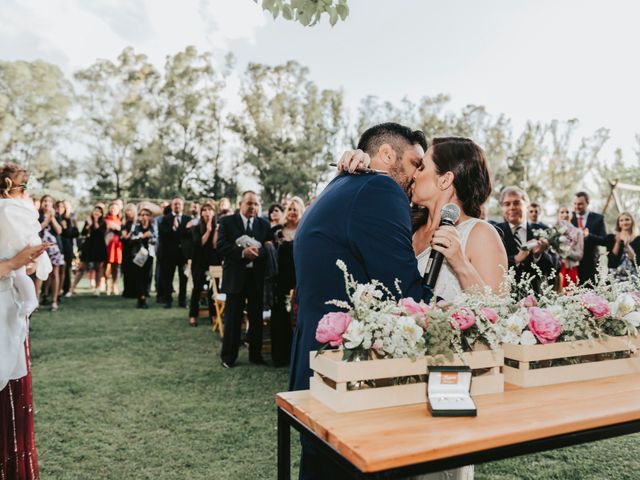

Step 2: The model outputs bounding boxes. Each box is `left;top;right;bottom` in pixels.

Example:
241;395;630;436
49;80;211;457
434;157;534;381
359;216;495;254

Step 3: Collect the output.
316;312;352;347
480;307;498;324
581;293;610;319
400;297;431;316
528;307;562;344
518;295;538;308
450;308;476;331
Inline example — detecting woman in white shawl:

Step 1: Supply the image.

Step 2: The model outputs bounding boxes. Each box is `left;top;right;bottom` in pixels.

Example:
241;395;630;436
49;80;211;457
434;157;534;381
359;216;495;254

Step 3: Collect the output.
0;162;51;480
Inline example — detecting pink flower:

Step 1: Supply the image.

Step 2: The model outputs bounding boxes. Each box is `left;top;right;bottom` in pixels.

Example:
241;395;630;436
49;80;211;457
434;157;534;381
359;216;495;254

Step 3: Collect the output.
450;308;476;331
316;312;352;347
400;297;431;316
528;307;562;344
581;293;610;319
518;295;538;308
480;307;498;324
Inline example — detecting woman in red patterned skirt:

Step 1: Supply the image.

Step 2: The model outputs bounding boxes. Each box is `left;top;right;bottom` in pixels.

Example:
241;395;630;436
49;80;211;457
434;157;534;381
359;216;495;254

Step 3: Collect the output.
0;245;47;480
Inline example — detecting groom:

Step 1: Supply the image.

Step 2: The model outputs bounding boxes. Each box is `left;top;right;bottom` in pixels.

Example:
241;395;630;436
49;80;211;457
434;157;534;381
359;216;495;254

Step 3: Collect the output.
290;122;433;480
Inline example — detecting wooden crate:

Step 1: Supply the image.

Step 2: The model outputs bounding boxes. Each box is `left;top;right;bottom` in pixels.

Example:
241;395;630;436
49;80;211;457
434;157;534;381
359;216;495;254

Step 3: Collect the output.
503;335;640;388
309;349;503;413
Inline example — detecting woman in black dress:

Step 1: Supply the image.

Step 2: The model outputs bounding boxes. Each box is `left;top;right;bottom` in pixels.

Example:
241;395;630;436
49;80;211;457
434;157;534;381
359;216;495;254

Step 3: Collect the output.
69;205;107;296
188;202;217;327
130;206;156;308
270;196;305;367
605;211;640;279
56;200;78;297
120;203;137;298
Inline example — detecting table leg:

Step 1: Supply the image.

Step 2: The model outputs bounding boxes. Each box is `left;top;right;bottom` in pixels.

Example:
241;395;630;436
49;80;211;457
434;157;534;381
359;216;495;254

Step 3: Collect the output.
278;407;291;480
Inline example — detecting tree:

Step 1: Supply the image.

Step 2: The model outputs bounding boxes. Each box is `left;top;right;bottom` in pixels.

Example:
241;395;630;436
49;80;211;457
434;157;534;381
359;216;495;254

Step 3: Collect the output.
0;60;73;186
152;47;233;199
74;47;159;199
256;0;349;26
230;60;344;204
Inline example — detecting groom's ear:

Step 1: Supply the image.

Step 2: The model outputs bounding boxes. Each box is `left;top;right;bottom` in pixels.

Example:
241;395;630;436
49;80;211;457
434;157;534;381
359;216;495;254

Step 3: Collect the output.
377;143;397;166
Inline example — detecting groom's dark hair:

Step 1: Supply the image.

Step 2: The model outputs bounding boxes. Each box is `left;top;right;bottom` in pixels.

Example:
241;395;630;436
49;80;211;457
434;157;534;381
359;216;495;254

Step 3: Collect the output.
356;122;427;159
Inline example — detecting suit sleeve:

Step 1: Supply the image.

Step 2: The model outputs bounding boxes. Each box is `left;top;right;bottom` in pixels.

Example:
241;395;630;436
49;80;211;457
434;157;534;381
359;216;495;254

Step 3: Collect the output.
215;218;247;265
591;216;607;246
347;176;429;302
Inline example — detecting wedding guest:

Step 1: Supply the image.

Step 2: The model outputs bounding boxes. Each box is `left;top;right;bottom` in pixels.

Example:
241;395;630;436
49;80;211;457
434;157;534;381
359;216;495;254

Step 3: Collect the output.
217;191;272;368
38;195;65;311
158;197;190;308
572;191;607;285
189;201;201;226
270;197;305;367
268;203;284;228
69;206;108;296
130;206;156;309
217;197;232;218
154;200;170;302
557;205;584;288
105;201;123;295
605;212;640;279
0;245;47;480
496;186;560;295
527;202;548;228
120;203;137;299
188;202;217;327
55;200;78;298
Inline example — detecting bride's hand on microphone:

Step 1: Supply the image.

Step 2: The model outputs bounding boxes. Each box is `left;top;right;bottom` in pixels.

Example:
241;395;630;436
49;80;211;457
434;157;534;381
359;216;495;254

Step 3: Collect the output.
336;150;371;173
431;226;465;270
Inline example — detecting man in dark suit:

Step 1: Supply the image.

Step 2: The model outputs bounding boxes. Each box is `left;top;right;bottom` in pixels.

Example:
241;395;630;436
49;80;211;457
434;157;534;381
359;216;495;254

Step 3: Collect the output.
291;123;433;480
572;191;607;285
496;186;560;295
158;197;190;308
216;191;271;367
528;202;548;229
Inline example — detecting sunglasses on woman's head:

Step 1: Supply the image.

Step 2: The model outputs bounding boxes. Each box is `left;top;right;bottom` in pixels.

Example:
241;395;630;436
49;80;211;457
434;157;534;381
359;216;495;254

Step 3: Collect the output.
9;183;28;192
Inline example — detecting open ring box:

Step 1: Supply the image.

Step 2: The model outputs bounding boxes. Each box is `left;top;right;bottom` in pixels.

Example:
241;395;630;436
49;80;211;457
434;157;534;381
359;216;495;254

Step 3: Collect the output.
427;365;477;417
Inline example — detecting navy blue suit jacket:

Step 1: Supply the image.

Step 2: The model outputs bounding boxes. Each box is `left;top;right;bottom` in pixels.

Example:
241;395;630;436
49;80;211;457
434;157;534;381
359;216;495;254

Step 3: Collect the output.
289;173;432;391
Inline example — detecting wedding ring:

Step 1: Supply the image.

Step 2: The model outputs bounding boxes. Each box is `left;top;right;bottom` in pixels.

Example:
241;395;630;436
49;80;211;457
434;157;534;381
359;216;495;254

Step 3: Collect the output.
28;254;34;260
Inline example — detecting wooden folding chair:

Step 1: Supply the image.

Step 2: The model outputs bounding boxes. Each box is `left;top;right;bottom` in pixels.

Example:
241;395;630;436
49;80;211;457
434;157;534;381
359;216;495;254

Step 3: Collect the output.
209;266;225;336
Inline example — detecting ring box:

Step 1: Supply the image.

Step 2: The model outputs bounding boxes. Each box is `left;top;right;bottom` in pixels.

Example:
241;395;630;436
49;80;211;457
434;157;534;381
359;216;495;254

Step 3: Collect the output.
427;366;477;417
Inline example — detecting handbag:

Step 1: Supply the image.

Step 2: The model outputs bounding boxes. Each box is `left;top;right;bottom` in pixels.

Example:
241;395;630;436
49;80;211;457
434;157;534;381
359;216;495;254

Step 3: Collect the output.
133;246;149;267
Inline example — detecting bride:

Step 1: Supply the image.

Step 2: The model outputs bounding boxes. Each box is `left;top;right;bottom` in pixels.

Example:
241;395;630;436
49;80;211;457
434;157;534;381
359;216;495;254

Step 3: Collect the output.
339;136;507;480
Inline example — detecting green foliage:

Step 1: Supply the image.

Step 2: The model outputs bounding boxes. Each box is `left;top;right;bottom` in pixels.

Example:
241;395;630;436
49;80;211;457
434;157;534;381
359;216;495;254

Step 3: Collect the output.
0;60;73;186
74;47;160;199
230;60;344;204
256;0;349;26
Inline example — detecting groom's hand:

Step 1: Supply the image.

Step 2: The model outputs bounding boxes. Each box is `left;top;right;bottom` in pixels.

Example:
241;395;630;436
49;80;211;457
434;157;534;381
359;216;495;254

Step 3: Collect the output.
336;149;371;173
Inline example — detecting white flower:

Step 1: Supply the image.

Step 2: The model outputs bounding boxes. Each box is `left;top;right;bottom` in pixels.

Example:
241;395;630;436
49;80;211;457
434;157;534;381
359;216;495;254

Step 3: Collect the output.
396;316;424;343
520;330;538;345
343;320;366;349
611;293;636;318
624;312;640;328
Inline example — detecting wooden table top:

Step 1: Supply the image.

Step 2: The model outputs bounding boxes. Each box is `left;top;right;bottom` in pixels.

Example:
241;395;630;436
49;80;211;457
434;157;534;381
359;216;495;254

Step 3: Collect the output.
276;374;640;473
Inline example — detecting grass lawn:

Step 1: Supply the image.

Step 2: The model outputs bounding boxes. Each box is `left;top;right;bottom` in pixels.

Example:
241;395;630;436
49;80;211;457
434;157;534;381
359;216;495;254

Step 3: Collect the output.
30;291;640;479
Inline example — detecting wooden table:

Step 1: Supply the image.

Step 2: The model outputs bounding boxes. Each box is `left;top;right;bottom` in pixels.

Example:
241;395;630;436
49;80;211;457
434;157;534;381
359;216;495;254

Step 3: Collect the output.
276;374;640;479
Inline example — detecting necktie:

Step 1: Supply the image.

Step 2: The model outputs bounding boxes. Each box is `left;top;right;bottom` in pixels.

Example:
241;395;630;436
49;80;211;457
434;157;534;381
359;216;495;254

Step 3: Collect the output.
512;226;523;249
577;216;584;229
246;218;253;237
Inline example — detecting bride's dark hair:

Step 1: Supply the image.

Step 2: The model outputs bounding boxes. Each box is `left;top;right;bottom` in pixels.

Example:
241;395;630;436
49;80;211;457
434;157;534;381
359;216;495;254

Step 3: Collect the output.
412;137;492;231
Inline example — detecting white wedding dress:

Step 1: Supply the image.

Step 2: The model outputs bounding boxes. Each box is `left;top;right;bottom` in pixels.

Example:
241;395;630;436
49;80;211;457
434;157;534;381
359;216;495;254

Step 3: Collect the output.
412;218;483;480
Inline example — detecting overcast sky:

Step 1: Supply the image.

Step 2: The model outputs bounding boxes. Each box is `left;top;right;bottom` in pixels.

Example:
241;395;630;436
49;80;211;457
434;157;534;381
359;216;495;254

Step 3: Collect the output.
2;0;639;172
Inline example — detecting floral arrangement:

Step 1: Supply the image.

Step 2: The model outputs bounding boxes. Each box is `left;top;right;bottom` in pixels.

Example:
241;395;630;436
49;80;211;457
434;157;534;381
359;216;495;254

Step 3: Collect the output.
499;267;640;346
533;223;573;257
315;260;502;361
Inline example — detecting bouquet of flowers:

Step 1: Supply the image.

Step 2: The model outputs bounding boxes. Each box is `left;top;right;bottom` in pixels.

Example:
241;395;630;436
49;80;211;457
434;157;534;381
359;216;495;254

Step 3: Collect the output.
315;260;503;362
533;224;573;257
499;267;640;346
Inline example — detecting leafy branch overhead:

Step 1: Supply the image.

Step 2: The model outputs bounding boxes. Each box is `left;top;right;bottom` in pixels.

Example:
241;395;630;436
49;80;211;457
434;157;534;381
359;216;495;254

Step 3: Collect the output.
255;0;349;26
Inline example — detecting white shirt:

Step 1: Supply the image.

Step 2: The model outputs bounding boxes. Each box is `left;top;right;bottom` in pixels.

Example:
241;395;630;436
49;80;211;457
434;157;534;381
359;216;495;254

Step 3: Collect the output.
239;213;254;268
509;221;527;246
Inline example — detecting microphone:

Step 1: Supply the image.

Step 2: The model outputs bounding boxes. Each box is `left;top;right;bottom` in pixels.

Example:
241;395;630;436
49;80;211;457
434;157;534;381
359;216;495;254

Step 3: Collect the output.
422;203;461;290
